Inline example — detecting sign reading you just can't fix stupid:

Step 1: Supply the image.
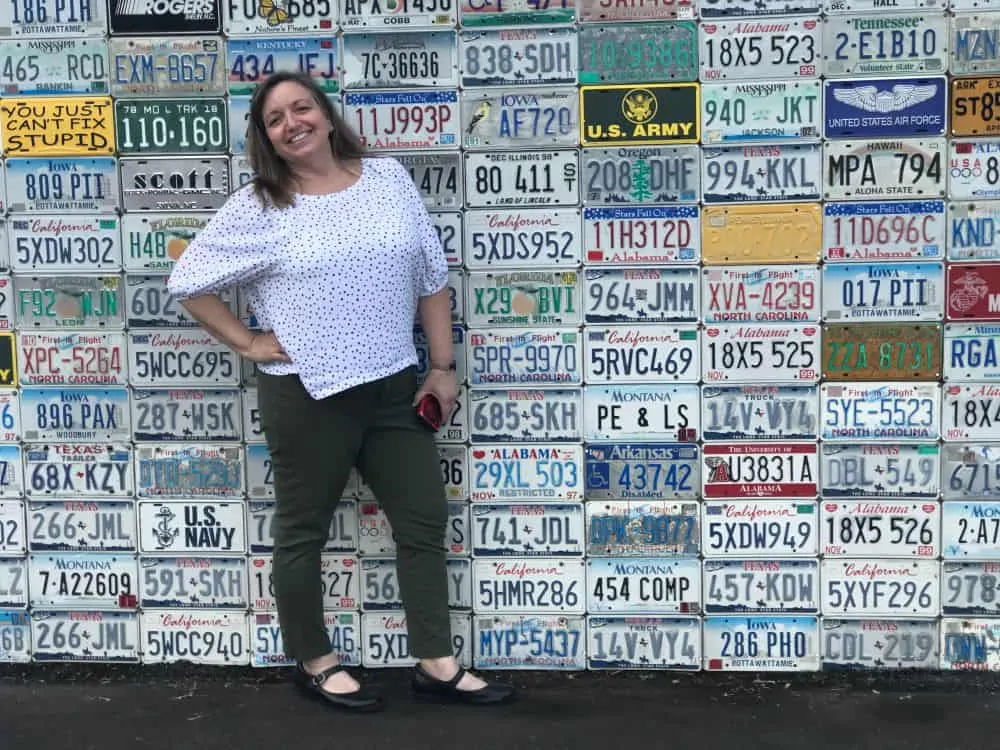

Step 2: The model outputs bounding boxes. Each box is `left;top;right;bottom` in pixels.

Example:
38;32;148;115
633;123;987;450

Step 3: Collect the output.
0;97;115;156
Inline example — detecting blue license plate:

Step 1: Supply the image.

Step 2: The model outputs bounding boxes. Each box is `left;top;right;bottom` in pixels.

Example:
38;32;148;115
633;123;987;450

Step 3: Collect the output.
824;76;946;138
950;202;1000;261
0;609;30;663
585;500;700;556
227;37;339;95
941;618;1000;670
821;261;945;321
469;328;580;386
585;443;698;500
703;615;820;670
942;500;1000;559
135;444;243;498
469;444;582;502
21;387;130;442
587;616;700;670
252;612;360;668
820;382;941;441
945;324;1000;380
5;157;117;213
474;613;586;670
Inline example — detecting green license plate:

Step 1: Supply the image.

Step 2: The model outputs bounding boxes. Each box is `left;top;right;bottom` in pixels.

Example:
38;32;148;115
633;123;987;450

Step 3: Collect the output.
114;98;229;155
822;323;942;381
14;275;124;329
578;22;698;84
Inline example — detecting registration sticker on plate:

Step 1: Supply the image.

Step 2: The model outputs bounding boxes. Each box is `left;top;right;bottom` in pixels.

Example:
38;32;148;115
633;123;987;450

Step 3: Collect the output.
945;323;1000;380
703;443;818;499
24;443;128;497
32;610;138;662
953;16;1000;76
128;329;239;387
468;443;582;502
475;613;584;670
586;500;699;556
585;443;699;501
824;76;946;138
342;31;458;89
942;500;1000;559
942;618;1000;670
588;616;699;670
820;499;939;557
586;325;699;383
702;143;821;203
699;17;821;81
473;558;585;614
464;208;579;268
702;265;820;324
396;151;461;208
135;445;243;499
820;443;940;498
704;615;819;671
704;559;819;614
131;389;241;442
347;90;457;151
0;557;25;606
471;503;583;557
22;387;130;442
584;384;699;442
468;328;580;386
108;38;224;97
459;0;576;26
701;80;822;145
823;14;947;76
226;37;338;96
950;202;1000;261
28;552;136;609
702;203;822;264
469;388;580;443
363;612;471;668
28;500;135;552
702;385;818;441
943;562;1000;615
121;212;209;272
702;324;820;383
582;146;699;205
9;216;120;273
822;619;939;670
141;610;249;666
820;382;941;442
248;500;358;554
0;40;107;95
252;612;360;669
824;138;946;201
466;270;579;327
587;557;700;614
464;150;578;208
580;83;699;147
115;98;228;155
824;200;945;262
578;22;697;84
585;268;699;324
821;559;939;616
943;384;1000;441
944;444;1000;500
583;206;700;265
358;500;469;557
138;499;245;556
947;264;1000;321
461;87;576;150
14;275;123;329
18;331;127;386
0;610;29;663
140;556;247;609
5;157;117;213
822;323;942;380
252;555;359;610
0;97;113;157
120;156;231;211
0;500;23;554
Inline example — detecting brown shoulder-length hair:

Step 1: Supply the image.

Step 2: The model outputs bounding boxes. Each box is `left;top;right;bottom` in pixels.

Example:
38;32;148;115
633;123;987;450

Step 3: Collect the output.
246;71;366;209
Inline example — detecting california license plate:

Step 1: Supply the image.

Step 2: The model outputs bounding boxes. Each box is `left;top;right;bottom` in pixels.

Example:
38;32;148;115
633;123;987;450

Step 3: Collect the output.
582;146;699;205
821;382;940;441
704;559;819;613
464;208;579;268
226;37;338;95
28;552;136;609
702;143;821;203
347;90;457;150
460;28;576;87
950;203;1000;261
702;0;820;15
21;387;130;442
141;610;249;666
125;275;234;328
824;138;946;201
5;157;117;213
820;443;940;498
398;151;462;208
471;503;584;556
131;389;240;442
822;618;939;669
585;443;698;500
469;388;580;442
128;330;239;387
115;98;227;155
585;268;698;324
824;76;946;138
583;206;700;264
703;615;819;671
942;562;1000;615
588;616;699;670
0;501;23;554
135;445;243;499
578;22;697;84
946;323;1000;380
474;613;584;670
468;328;580;386
703;265;820;324
31;611;138;662
943;384;1000;441
461;87;576;150
0;610;29;663
701;80;822;144
342;31;458;88
584;384;698;442
358;500;469;556
948;264;1000;321
702;203;822;264
14;275;123;329
944;444;1000;500
362;611;471;668
0;39;107;94
822;323;942;380
140;556;247;609
27;500;135;552
820;499;939;557
468;444;582;502
585;500;699;556
108;37;224;97
473;558;585;613
466;270;580;327
464;150;579;207
25;443;129;497
18;331;126;386
120;156;231;211
943;500;1000;559
587;557;700;614
252;612;359;669
702;323;820;383
121;212;209;272
586;325;700;383
703;442;818;499
699;17;821;81
821;559;939;615
9;215;121;273
0;0;107;35
702;385;819;441
823;14;947;76
941;618;1000;670
247;499;358;554
824;200;945;262
0;557;26;606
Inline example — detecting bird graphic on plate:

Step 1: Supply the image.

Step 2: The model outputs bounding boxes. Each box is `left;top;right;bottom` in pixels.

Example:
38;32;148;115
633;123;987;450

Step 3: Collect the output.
832;84;937;114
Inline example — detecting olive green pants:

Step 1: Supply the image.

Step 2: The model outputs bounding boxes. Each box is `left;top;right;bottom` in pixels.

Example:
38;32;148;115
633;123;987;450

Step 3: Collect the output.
257;366;453;661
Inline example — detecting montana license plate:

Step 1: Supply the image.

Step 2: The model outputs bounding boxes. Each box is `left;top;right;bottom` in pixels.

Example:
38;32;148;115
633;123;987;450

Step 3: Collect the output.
468;444;582;502
135;445;243;499
471;503;584;557
701;80;822;144
468;328;580;386
822;323;942;380
5;157;117;213
820;443;940;498
18;331;126;386
466;270;580;327
464;150;579;208
821;558;939;616
587;616;699;670
703;615;819;671
586;325;699;383
702;143;821;203
474;613;585;671
820;499;939;557
701;385;818;441
28;552;135;609
699;17;821;81
31;610;138;662
823;200;945;262
943;501;1000;559
822;618;939;670
943;384;1000;441
703;442;818;499
578;22;697;84
820;382;940;442
128;330;239;387
464;208;580;268
473;558;585;614
460;28;576;87
9;215;121;273
581;146;699;205
824;138;945;201
139;556;247;609
704;559;819;614
701;203;822;264
583;384;699;442
583;205;700;264
950;203;1000;261
0;39;107;95
119;156;231;211
115;98;228;155
702;323;820;383
14;275;123;329
585;500;699;556
461;87;575;150
342;31;458;89
945;323;1000;380
226;37;338;96
131;389;241;442
823;14;947;76
587;557;701;614
824;76;946;138
469;388;580;443
703;265;820;324
21;387;130;442
942;562;1000;615
27;500;135;552
108;38;224;97
585;443;698;500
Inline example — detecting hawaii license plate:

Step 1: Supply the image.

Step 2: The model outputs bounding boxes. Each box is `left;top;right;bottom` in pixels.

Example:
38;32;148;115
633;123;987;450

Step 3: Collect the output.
948;264;1000;321
108;38;224;97
703;442;818;499
0;501;23;554
473;558;585;613
460;29;576;87
471;503;584;556
584;384;699;442
702;385;818;441
126;276;234;328
702;323;820;383
18;331;126;386
701;80;822;144
347;90;457;150
14;275;123;329
128;330;239;387
587;557;700;614
824;200;945;262
950;203;1000;261
582;146;699;205
131;389;241;442
703;265;820;324
248;499;358;553
468;328;580;386
252;612;360;669
954;16;1000;75
141;610;249;666
824;138;945;201
115;98;227;155
943;384;1000;440
342;31;458;89
588;616;699;670
822;323;942;380
226;37;338;95
21;387;129;442
461;87;576;150
358;500;469;556
949;140;1000;200
699;17;821;81
0;557;26;606
944;444;1000;500
469;388;580;442
464;208;580;268
825;76;946;138
140;556;247;609
398;152;462;208
31;611;138;662
585;268;698;324
585;443;698;500
474;613;585;670
464;150;579;208
584;206;700;264
703;616;819;671
823;14;947;76
586;325;699;383
120;156;231;211
25;443;129;497
820;382;941;442
362;611;471;668
702;143;821;203
121;212;209;272
0;610;29;663
27;500;135;552
942;500;1000;559
0;0;107;35
5;157;117;213
822;619;939;669
820;499;939;557
946;323;1000;380
578;22;697;84
704;559;819;613
942;562;1000;615
468;444;582;502
702;203;822;265
28;552;135;609
135;445;243;499
9;215;120;273
467;270;579;327
941;618;1000;670
821;559;939;615
821;443;940;498
0;39;107;95
586;500;699;556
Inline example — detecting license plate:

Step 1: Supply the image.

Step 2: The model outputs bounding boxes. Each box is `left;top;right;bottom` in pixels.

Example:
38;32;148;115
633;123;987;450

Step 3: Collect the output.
586;557;700;614
226;37;338;96
821;559;939;615
578;22;696;84
358;500;469;556
347;90;458;150
703;265;820;324
0;0;107;36
703;0;820;15
13;275;123;329
396;151;462;208
826;0;943;10
579;0;693;20
0;447;21;499
128;329;239;386
584;384;699;442
701;80;822;145
108;38;224;97
464;208;580;268
474;613;585;670
702;323;820;383
822;619;939;669
242;388;262;443
0;500;23;554
461;87;576;150
460;29;576;87
586;324;700;383
467;269;580;327
953;15;1000;75
945;323;1000;379
704;559;819;613
435;385;468;443
703;615;819;671
820;443;941;498
5;156;117;213
702;144;821;203
362;611;471;668
0;609;29;663
247;499;358;554
0;39;107;95
948;264;1000;321
341;0;455;26
582;146;699;205
824;200;945;262
471;503;584;557
586;500;699;556
0;393;17;443
25;443;129;497
824;138;946;201
120;156;231;211
415;324;467;384
943;384;1000;441
587;616;698;670
950;202;1000;261
825;76;946;138
943;562;1000;615
115;98;227;156
0;557;26;606
822;323;942;380
135;445;243;499
27;500;136;552
583;206;700;264
32;610;138;662
9;215;121;273
131;389;240;442
943;500;1000;559
473;558;585;613
468;328;580;386
228;95;249;154
820;499;939;557
464;150;579;208
469;388;580;442
18;331;127;386
942;618;1000;670
28;552;136;609
225;0;336;33
342;31;458;89
126;275;234;328
254;554;357;610
138;498;244;556
0;96;113;157
430;211;462;266
702;385;819;441
459;0;577;26
252;612;360;669
703;442;819;499
231;153;252;187
140;610;249;666
952;76;1000;136
950;139;1000;200
585;443;699;500
22;387;130;442
246;443;272;498
468;443;582;502
944;444;1000;500
121;212;210;272
437;444;468;501
820;382;941;442
585;268;698;324
823;14;947;76
140;556;247;609
699;17;821;81
580;82;699;147
702;203;822;264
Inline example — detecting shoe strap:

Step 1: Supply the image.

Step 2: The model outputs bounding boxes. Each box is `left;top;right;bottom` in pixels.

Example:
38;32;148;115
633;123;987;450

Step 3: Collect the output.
300;662;347;687
418;663;466;687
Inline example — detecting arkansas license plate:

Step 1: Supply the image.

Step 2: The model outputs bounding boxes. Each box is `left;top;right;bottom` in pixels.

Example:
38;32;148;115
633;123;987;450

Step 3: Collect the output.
578;22;697;84
252;612;360;669
131;389;241;442
942;500;1000;559
25;443;129;497
943;384;1000;440
460;29;576;87
820;382;941;441
31;611;138;662
699;18;821;81
0;610;29;663
702;80;822;144
702;323;820;383
121;212;209;272
820;443;940;498
468;444;582;502
14;275;123;329
27;500;135;552
474;613;585;670
28;552;135;609
822;619;939;670
586;500;699;556
822;323;942;380
114;98;228;155
703;265;820;323
942;562;1000;615
0;0;107;35
108;38;224;97
120;156;231;211
825;76;946;138
824;138;945;201
468;328;580;386
947;264;1000;321
950;203;1000;261
585;268;698;324
820;499;939;557
9;215;121;273
0;39;107;95
583;384;699;442
0;557;26;606
941;618;1000;670
947;324;1000;380
464;208;579;268
18;331;126;386
588;616;699;670
702;143;821;203
702;385;818;441
952;76;1000;137
703;616;819;671
473;558;585;613
461;87;576;150
824;200;945;262
582;146;699;205
703;442;818;499
944;444;1000;500
21;387;130;442
128;330;239;387
587;557;700;614
5;157;117;213
704;559;819;613
824;262;944;321
397;151;461;209
586;325;699;383
347;90;457;150
342;31;458;89
471;503;584;556
467;270;579;327
585;443;699;500
823;14;947;76
464;150;579;208
469;388;580;443
140;556;247;609
821;559;939;615
135;445;243;499
949;140;1000;200
583;205;700;265
0;501;23;554
141;610;249;666
702;203;822;264
226;37;337;96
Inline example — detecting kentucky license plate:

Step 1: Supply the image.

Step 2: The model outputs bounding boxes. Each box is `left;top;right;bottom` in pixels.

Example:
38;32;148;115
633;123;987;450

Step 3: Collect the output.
5;157;116;213
121;212;209;273
462;88;576;150
27;500;135;552
943;500;1000;559
140;557;246;609
128;330;239;387
0;610;29;663
342;31;458;89
588;616;699;670
141;610;249;666
135;445;243;499
946;324;1000;380
584;206;700;265
0;501;23;554
252;612;359;668
467;270;579;327
702;203;822;265
821;499;939;557
702;144;821;203
469;444;582;502
586;500;699;556
824;200;945;262
471;503;583;556
941;618;1000;670
28;552;135;609
0;557;26;606
585;443;698;500
21;387;130;442
0;39;107;95
586;325;699;383
0;0;107;36
702;324;820;383
587;557;700;614
582;147;699;205
949;140;1000;200
14;275;123;329
348;90;457;150
469;388;580;442
821;443;940;498
460;29;575;87
823;14;947;76
108;38;224;97
24;443;129;497
944;444;1000;500
703;266;820;324
475;613;585;671
822;323;942;380
464;150;579;208
578;22;696;84
699;17;821;81
820;382;941;441
822;619;939;670
227;37;338;96
468;328;580;386
464;208;580;268
584;384;698;442
702;385;818;441
950;203;1000;261
18;331;126;386
115;99;227;155
821;559;939;615
120;156;231;211
943;384;1000;440
704;559;819;613
31;611;138;662
703;442;818;499
701;80;822;144
585;268;698;324
9;215;121;273
131;389;241;442
703;616;819;671
825;76;946;138
942;562;1000;615
824;139;945;201
473;558;585;613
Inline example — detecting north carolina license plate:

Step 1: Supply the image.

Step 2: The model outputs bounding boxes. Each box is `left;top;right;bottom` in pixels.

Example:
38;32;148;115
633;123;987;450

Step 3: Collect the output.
468;444;582;502
702;385;818;441
469;388;580;442
821;559;939;615
125;275;234;328
823;14;947;76
703;442;818;499
587;557;700;614
822;619;939;669
704;559;819;613
474;613;585;670
822;323;942;380
27;500;135;552
0;501;23;554
950;203;1000;261
347;90;457;150
131;389;241;442
820;499;939;557
9;215;121;273
582;146;699;205
585;500;699;556
464;208;580;268
702;323;820;383
467;270;579;327
584;384;699;442
473;558;585;613
128;330;239;386
586;325;700;383
578;22;697;84
945;323;1000;380
953;15;1000;76
464;150;579;207
825;76;946;138
108;38;224;97
701;80;822;144
823;200;945;262
226;37;338;95
820;443;940;498
141;610;249;666
702;0;820;15
115;98;228;155
820;382;940;442
460;28;576;87
119;156;231;211
944;444;1000;501
31;611;138;662
699;17;821;81
824;138;946;201
942;562;1000;615
948;264;1000;321
135;445;243;499
246;443;272;498
461;87;576;150
0;557;26;606
5;157;117;213
942;500;1000;559
358;500;469;556
252;612;359;669
18;331;126;386
702;203;822;264
248;499;358;554
28;552;135;609
585;268;698;324
362;612;470;668
941;618;1000;670
342;31;458;89
121;212;209;272
943;384;1000;441
588;616;699;670
251;554;360;610
471;503;584;556
585;443;698;500
0;610;29;663
24;443;129;497
140;556;247;609
702;143;821;203
0;0;107;35
584;205;700;264
0;39;107;95
703;615;819;671
950;140;1000;200
702;265;820;324
21;387;130;442
14;275;123;329
468;328;580;386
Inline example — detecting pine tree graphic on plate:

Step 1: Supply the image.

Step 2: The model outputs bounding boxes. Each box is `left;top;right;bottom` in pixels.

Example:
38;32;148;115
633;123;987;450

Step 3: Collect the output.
630;159;652;202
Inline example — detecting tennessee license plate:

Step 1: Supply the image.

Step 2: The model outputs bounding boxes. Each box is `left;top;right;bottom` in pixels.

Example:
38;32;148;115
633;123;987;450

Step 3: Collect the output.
585;268;698;324
820;382;941;442
473;558;585;613
5;157;116;213
942;500;1000;558
943;384;1000;440
131;389;241;442
397;151;461;209
474;613;585;670
699;17;821;81
941;618;1000;670
702;385;818;441
944;444;1000;500
342;31;458;89
461;87;576;150
0;557;26;606
24;443;129;497
583;384;699;442
820;443;940;498
140;556;247;609
702;203;822;264
0;610;29;663
31;611;138;662
823;14;947;76
128;330;239;387
822;323;942;380
28;552;135;609
585;500;699;556
950;203;1000;261
468;444;582;502
823;262;944;321
587;557;700;614
825;76;946;138
9;215;121;273
821;559;939;615
701;80;822;144
358;501;468;556
362;611;471;668
464;150;579;208
14;275;123;329
108;37;224;97
247;499;358;554
584;206;700;265
586;325;699;383
703;442;818;499
114;98;228;155
27;500;135;552
460;28;576;87
0;501;23;554
702;323;820;383
120;212;209;273
0;39;107;95
588;616;699;670
578;22;697;84
252;612;360;669
822;619;939;669
347;90;458;150
464;208;579;268
582;146;699;205
820;499;939;557
18;332;126;386
949;140;1000;200
226;37;337;96
21;387;129;442
140;610;249;666
467;270;579;327
471;503;583;557
0;0;107;35
585;443;698;500
135;445;243;499
469;328;580;386
469;388;580;442
948;264;1000;321
119;156;231;211
703;616;819;671
704;559;819;613
942;562;1000;615
824;138;946;201
824;200;945;262
703;265;819;324
702;143;821;203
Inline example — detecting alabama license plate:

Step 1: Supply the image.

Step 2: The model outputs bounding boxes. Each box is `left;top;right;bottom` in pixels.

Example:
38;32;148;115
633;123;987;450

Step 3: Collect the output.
347;90;458;150
0;0;107;35
820;443;941;498
821;559;939;615
0;39;107;95
467;270;579;327
586;500;699;556
141;610;249;666
114;98;228;155
942;562;1000;615
823;14;947;76
358;500;468;556
461;87;576;150
120;156;231;211
21;387;130;442
471;503;584;556
342;31;458;89
701;203;822;264
24;443;129;497
460;29;576;87
108;38;224;97
582;146;699;205
703;616;819;671
0;557;26;606
703;442;818;499
28;552;135;609
248;500;358;554
824;76;946;138
5;157;117;213
822;323;942;380
704;559;819;613
469;388;580;442
27;500;136;552
588;616;699;670
9;215;121;273
943;501;1000;559
140;556;247;609
473;558;585;613
699;17;821;81
583;384;699;442
702;385;818;441
701;80;822;144
18;331;126;386
131;389;241;442
126;276;234;328
128;330;239;387
474;613;585;670
948;264;1000;321
586;325;700;383
943;384;1000;440
0;501;23;554
14;275;123;329
824;138;946;201
702;143;821;203
464;208;579;268
439;444;473;500
0;610;29;663
226;37;338;96
946;324;1000;380
468;444;582;502
822;619;939;669
578;22;697;84
583;206;700;264
135;445;243;499
950;203;1000;261
702;265;820;324
252;555;359;610
468;328;580;386
941;618;1000;670
252;612;359;669
820;499;939;557
464;150;579;208
121;212;209;272
587;557;700;614
820;382;941;441
397;151;461;208
944;444;1000;500
955;16;1000;76
585;443;698;500
823;200;945;262
31;611;138;662
702;323;820;383
585;268;698;324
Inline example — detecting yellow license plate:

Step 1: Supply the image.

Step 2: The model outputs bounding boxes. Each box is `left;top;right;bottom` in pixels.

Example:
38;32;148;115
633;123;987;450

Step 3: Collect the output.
0;97;114;157
701;203;822;265
951;77;1000;137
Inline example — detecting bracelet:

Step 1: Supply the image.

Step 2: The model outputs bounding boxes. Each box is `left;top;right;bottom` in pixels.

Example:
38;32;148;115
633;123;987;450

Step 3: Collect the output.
430;361;456;372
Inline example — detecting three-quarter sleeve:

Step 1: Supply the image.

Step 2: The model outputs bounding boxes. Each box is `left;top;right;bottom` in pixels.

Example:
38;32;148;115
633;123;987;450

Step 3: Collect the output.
391;159;449;297
167;187;283;299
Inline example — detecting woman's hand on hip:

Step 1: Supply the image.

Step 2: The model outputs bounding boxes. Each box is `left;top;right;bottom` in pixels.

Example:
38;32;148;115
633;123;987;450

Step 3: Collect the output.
240;332;292;364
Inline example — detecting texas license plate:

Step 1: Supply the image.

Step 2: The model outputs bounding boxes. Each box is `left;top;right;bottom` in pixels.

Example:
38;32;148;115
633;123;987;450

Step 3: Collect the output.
703;442;818;499
245;443;272;498
464;208;579;268
942;562;1000;615
702;143;821;203
702;0;820;15
398;151;462;208
128;330;239;387
31;611;138;662
950;202;1000;261
820;499;939;557
119;156;231;211
820;443;940;498
824;138;946;201
949;140;1000;200
115;98;227;155
471;503;583;556
585;500;699;556
587;557;700;614
464;150;579;207
701;80;822;144
0;0;107;35
823;14;947;76
941;618;1000;670
121;212;209;272
25;443;129;497
469;444;582;502
347;90;457;150
578;22;697;84
699;17;821;81
703;265;820;323
468;328;580;386
252;612;360;669
825;76;946;138
342;31;458;88
473;558;585;613
247;499;358;554
0;610;29;663
250;554;359;610
18;331;126;386
944;444;1000;500
140;556;247;609
433;385;467;444
226;37;337;95
585;268;698;324
943;384;1000;440
461;87;575;150
5;157;117;213
946;324;1000;380
131;389;241;442
702;385;819;441
135;445;243;499
824;200;945;261
21;387;130;442
704;559;819;613
588;616;699;670
469;388;580;442
140;610;249;666
125;275;234;328
460;28;576;87
585;443;698;500
942;500;1000;559
822;323;942;380
0;39;107;94
467;270;580;327
583;384;699;442
703;615;819;671
584;205;700;264
948;264;1000;321
28;552;135;609
702;203;822;264
108;37;224;97
582;146;699;205
9;215;121;273
702;323;820;383
358;500;469;556
822;619;939;669
14;275;123;329
820;382;941;441
586;325;699;383
821;559;939;615
0;557;26;606
27;500;135;552
0;501;23;554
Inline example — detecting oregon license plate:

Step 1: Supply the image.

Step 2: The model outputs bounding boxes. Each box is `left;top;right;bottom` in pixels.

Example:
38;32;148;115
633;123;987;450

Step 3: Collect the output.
702;323;820;383
248;499;358;553
141;610;249;666
460;29;576;87
464;150;579;207
358;500;468;556
135;445;243;499
820;382;940;442
944;444;1000;500
0;501;23;554
703;266;820;324
252;612;360;669
943;384;1000;441
14;275;123;329
140;556;247;609
822;323;942;380
702;203;822;264
823;14;947;76
0;0;107;36
5;157;117;213
342;31;458;89
704;615;819;670
820;499;939;557
583;206;700;264
585;500;699;556
702;385;818;441
27;500;135;552
473;558;585;613
948;264;1000;321
115;98;227;155
822;618;939;669
461;87;576;150
699;17;821;81
942;562;1000;615
131;389;240;442
9;215;121;273
0;39;107;95
945;323;1000;379
586;325;699;383
0;610;30;663
942;618;1000;670
703;442;818;499
820;443;941;498
31;611;138;662
824;138;946;201
0;557;26;606
468;444;582;502
121;212;209;272
466;270;579;327
702;0;819;15
704;559;819;613
584;384;699;442
950;203;1000;261
471;503;584;556
21;387;129;442
587;557;700;614
585;443;698;500
226;37;338;95
464;208;579;268
347;90;457;150
468;328;580;386
582;146;699;205
25;444;129;497
821;559;939;615
362;611;471;668
474;613;585;670
588;616;699;670
128;330;239;387
469;388;580;442
28;552;135;609
954;15;1000;75
18;331;126;386
825;76;946;138
585;268;698;324
702;80;822;144
108;38;224;97
578;22;696;84
702;143;821;203
120;156;231;211
824;200;945;262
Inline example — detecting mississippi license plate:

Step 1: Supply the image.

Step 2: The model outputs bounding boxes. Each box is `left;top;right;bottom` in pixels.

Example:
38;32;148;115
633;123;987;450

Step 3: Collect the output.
820;443;940;498
108;38;224;97
821;559;939;615
140;610;249;666
584;206;700;264
585;325;699;383
943;384;1000;441
822;323;942;380
951;140;1000;202
0;447;22;499
704;559;819;613
820;382;940;442
252;612;360;669
588;616;699;670
18;331;126;386
246;443;272;498
0;0;107;35
941;618;1000;670
120;156;231;211
121;212;209;272
824;138;946;201
28;552;135;609
587;557;700;614
942;500;1000;559
469;388;580;443
347;90;457;150
358;500;469;556
701;80;822;144
226;37;338;95
582;146;699;205
823;14;947;76
702;385;818;441
248;499;358;554
362;611;471;668
9;215;121;273
702;323;820;383
703;616;819;671
578;22;697;84
702;143;821;203
944;444;1000;500
702;0;819;15
21;387;130;442
948;264;1000;321
585;268;699;324
942;562;1000;615
822;619;939;669
464;208;579;268
474;613;585;670
473;558;585;613
702;265;820;324
950;203;1000;261
0;610;30;663
468;328;580;386
460;29;576;87
27;500;135;552
467;270;580;327
253;555;359;610
135;445;243;499
952;77;1000;136
115;98;227;155
468;444;582;502
583;384;699;442
945;323;1000;379
0;39;107;95
820;499;939;557
131;389;241;442
823;200;945;262
126;275;234;328
398;151;461;208
342;31;458;89
31;611;138;662
0;501;23;554
464;150;579;208
5;157;117;213
699;17;821;81
954;16;1000;76
14;275;123;329
703;442;818;499
471;503;584;556
461;87;576;150
140;557;247;609
585;500;699;556
25;443;129;497
824;76;946;138
584;443;699;500
128;330;239;387
702;203;822;264
0;557;26;606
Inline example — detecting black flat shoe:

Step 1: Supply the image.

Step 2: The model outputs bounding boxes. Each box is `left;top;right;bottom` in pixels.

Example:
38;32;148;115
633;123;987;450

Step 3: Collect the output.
411;664;516;705
294;662;385;713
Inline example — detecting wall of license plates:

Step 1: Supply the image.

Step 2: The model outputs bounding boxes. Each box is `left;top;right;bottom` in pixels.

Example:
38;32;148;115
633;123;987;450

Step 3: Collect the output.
4;0;1000;674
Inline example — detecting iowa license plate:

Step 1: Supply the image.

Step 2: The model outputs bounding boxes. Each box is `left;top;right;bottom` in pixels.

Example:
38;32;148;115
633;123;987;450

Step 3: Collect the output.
467;270;579;327
0;501;23;554
952;140;1000;201
460;29;576;87
18;331;126;386
943;384;1000;441
825;76;946;138
252;612;359;669
950;203;1000;261
128;330;239;387
9;215;120;273
471;503;584;557
587;557;700;614
953;16;1000;76
578;22;697;84
135;445;243;499
821;499;939;557
25;444;129;497
115;99;227;155
468;328;580;386
31;611;138;662
120;156;231;211
0;0;107;36
141;610;249;666
702;143;821;203
108;38;224;97
582;146;699;205
948;264;1000;321
0;557;26;606
945;444;1000;500
342;31;458;89
699;18;821;81
0;39;107;95
702;203;822;264
585;500;699;556
586;325;699;383
0;610;29;663
27;500;136;552
703;265;820;324
703;616;819;671
5;157;117;213
942;618;1000;670
227;37;337;96
823;200;945;262
28;552;135;609
945;323;1000;379
585;268;698;324
704;559;819;614
822;619;939;669
474;613;585;670
397;152;461;208
461;87;576;150
824;138;946;201
121;212;209;273
464;208;579;268
702;324;820;383
821;443;940;498
358;500;468;556
583;384;699;442
473;558;585;613
942;562;1000;615
14;275;123;329
822;323;942;380
701;385;818;441
703;442;818;499
469;444;582;502
702;80;821;144
140;556;246;609
348;90;457;150
21;387;130;442
584;206;699;265
823;14;947;76
131;389;240;442
821;559;939;615
588;616;699;670
469;388;580;443
464;150;579;208
585;443;698;500
821;382;940;442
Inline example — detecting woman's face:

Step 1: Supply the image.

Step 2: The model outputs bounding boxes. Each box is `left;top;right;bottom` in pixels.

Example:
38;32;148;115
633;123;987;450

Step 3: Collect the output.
260;81;333;167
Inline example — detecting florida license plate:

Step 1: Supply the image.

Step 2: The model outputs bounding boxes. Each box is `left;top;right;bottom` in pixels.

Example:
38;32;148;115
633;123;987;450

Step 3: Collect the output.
943;384;1000;441
704;559;819;613
464;208;579;268
128;330;239;387
703;615;819;671
820;382;941;442
0;501;23;554
583;206;700;265
114;98;228;155
820;443;940;498
823;14;947;76
588;616;699;670
397;151;461;209
347;90;458;150
248;500;358;554
0;39;107;95
120;156;231;211
703;442;818;499
949;140;1000;200
5;157;117;213
131;389;240;442
226;37;338;95
823;262;944;322
941;618;1000;670
31;611;138;662
583;384;699;442
469;328;580;386
585;268;698;324
0;0;107;36
21;387;130;442
464;150;579;208
18;331;126;386
701;80;822;144
140;556;247;609
467;270;579;327
587;557;700;614
822;323;942;380
24;443;129;497
108;37;224;97
14;275;123;329
824;200;945;262
9;215;121;273
702;203;822;264
135;445;243;499
699;17;821;81
473;558;585;613
586;500;699;556
825;76;946;138
585;443;698;500
252;612;360;669
821;559;939;615
820;499;939;557
0;557;26;606
141;610;249;666
474;613;585;670
942;500;1000;559
461;87;576;150
703;323;820;383
471;503;584;556
944;444;1000;500
703;265;819;324
822;619;939;669
469;388;580;442
702;385;818;441
460;28;576;87
578;22;697;84
702;143;821;203
27;500;135;552
28;552;136;609
358;500;469;556
942;562;1000;615
121;212;209;273
0;610;29;663
824;138;945;201
586;325;699;383
343;31;458;89
469;444;582;502
950;203;1000;261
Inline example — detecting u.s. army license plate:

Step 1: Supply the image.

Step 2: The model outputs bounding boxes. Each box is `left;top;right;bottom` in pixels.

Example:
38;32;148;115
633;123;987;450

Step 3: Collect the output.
824;138;946;201
583;384;699;442
702;385;819;441
469;444;582;502
27;500;136;552
702;143;822;203
21;387;130;442
137;500;246;555
24;443;128;497
462;87;577;150
820;499;939;557
820;382;941;442
704;559;819;613
9;215;121;273
140;556;247;609
471;503;585;557
585;443;699;500
585;500;699;556
131;389;241;442
588;615;699;670
5;157;117;213
28;552;136;609
31;610;138;662
135;444;243;499
701;80;822;144
585;268;699;324
469;388;580;443
820;443;940;498
586;325;700;383
468;328;581;386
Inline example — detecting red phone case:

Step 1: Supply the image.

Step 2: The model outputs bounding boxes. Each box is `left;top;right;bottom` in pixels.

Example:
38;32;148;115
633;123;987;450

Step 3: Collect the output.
416;394;442;430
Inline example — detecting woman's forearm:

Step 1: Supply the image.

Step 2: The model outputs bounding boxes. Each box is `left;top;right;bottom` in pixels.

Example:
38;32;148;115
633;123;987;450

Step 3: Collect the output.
180;294;256;356
417;287;454;368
